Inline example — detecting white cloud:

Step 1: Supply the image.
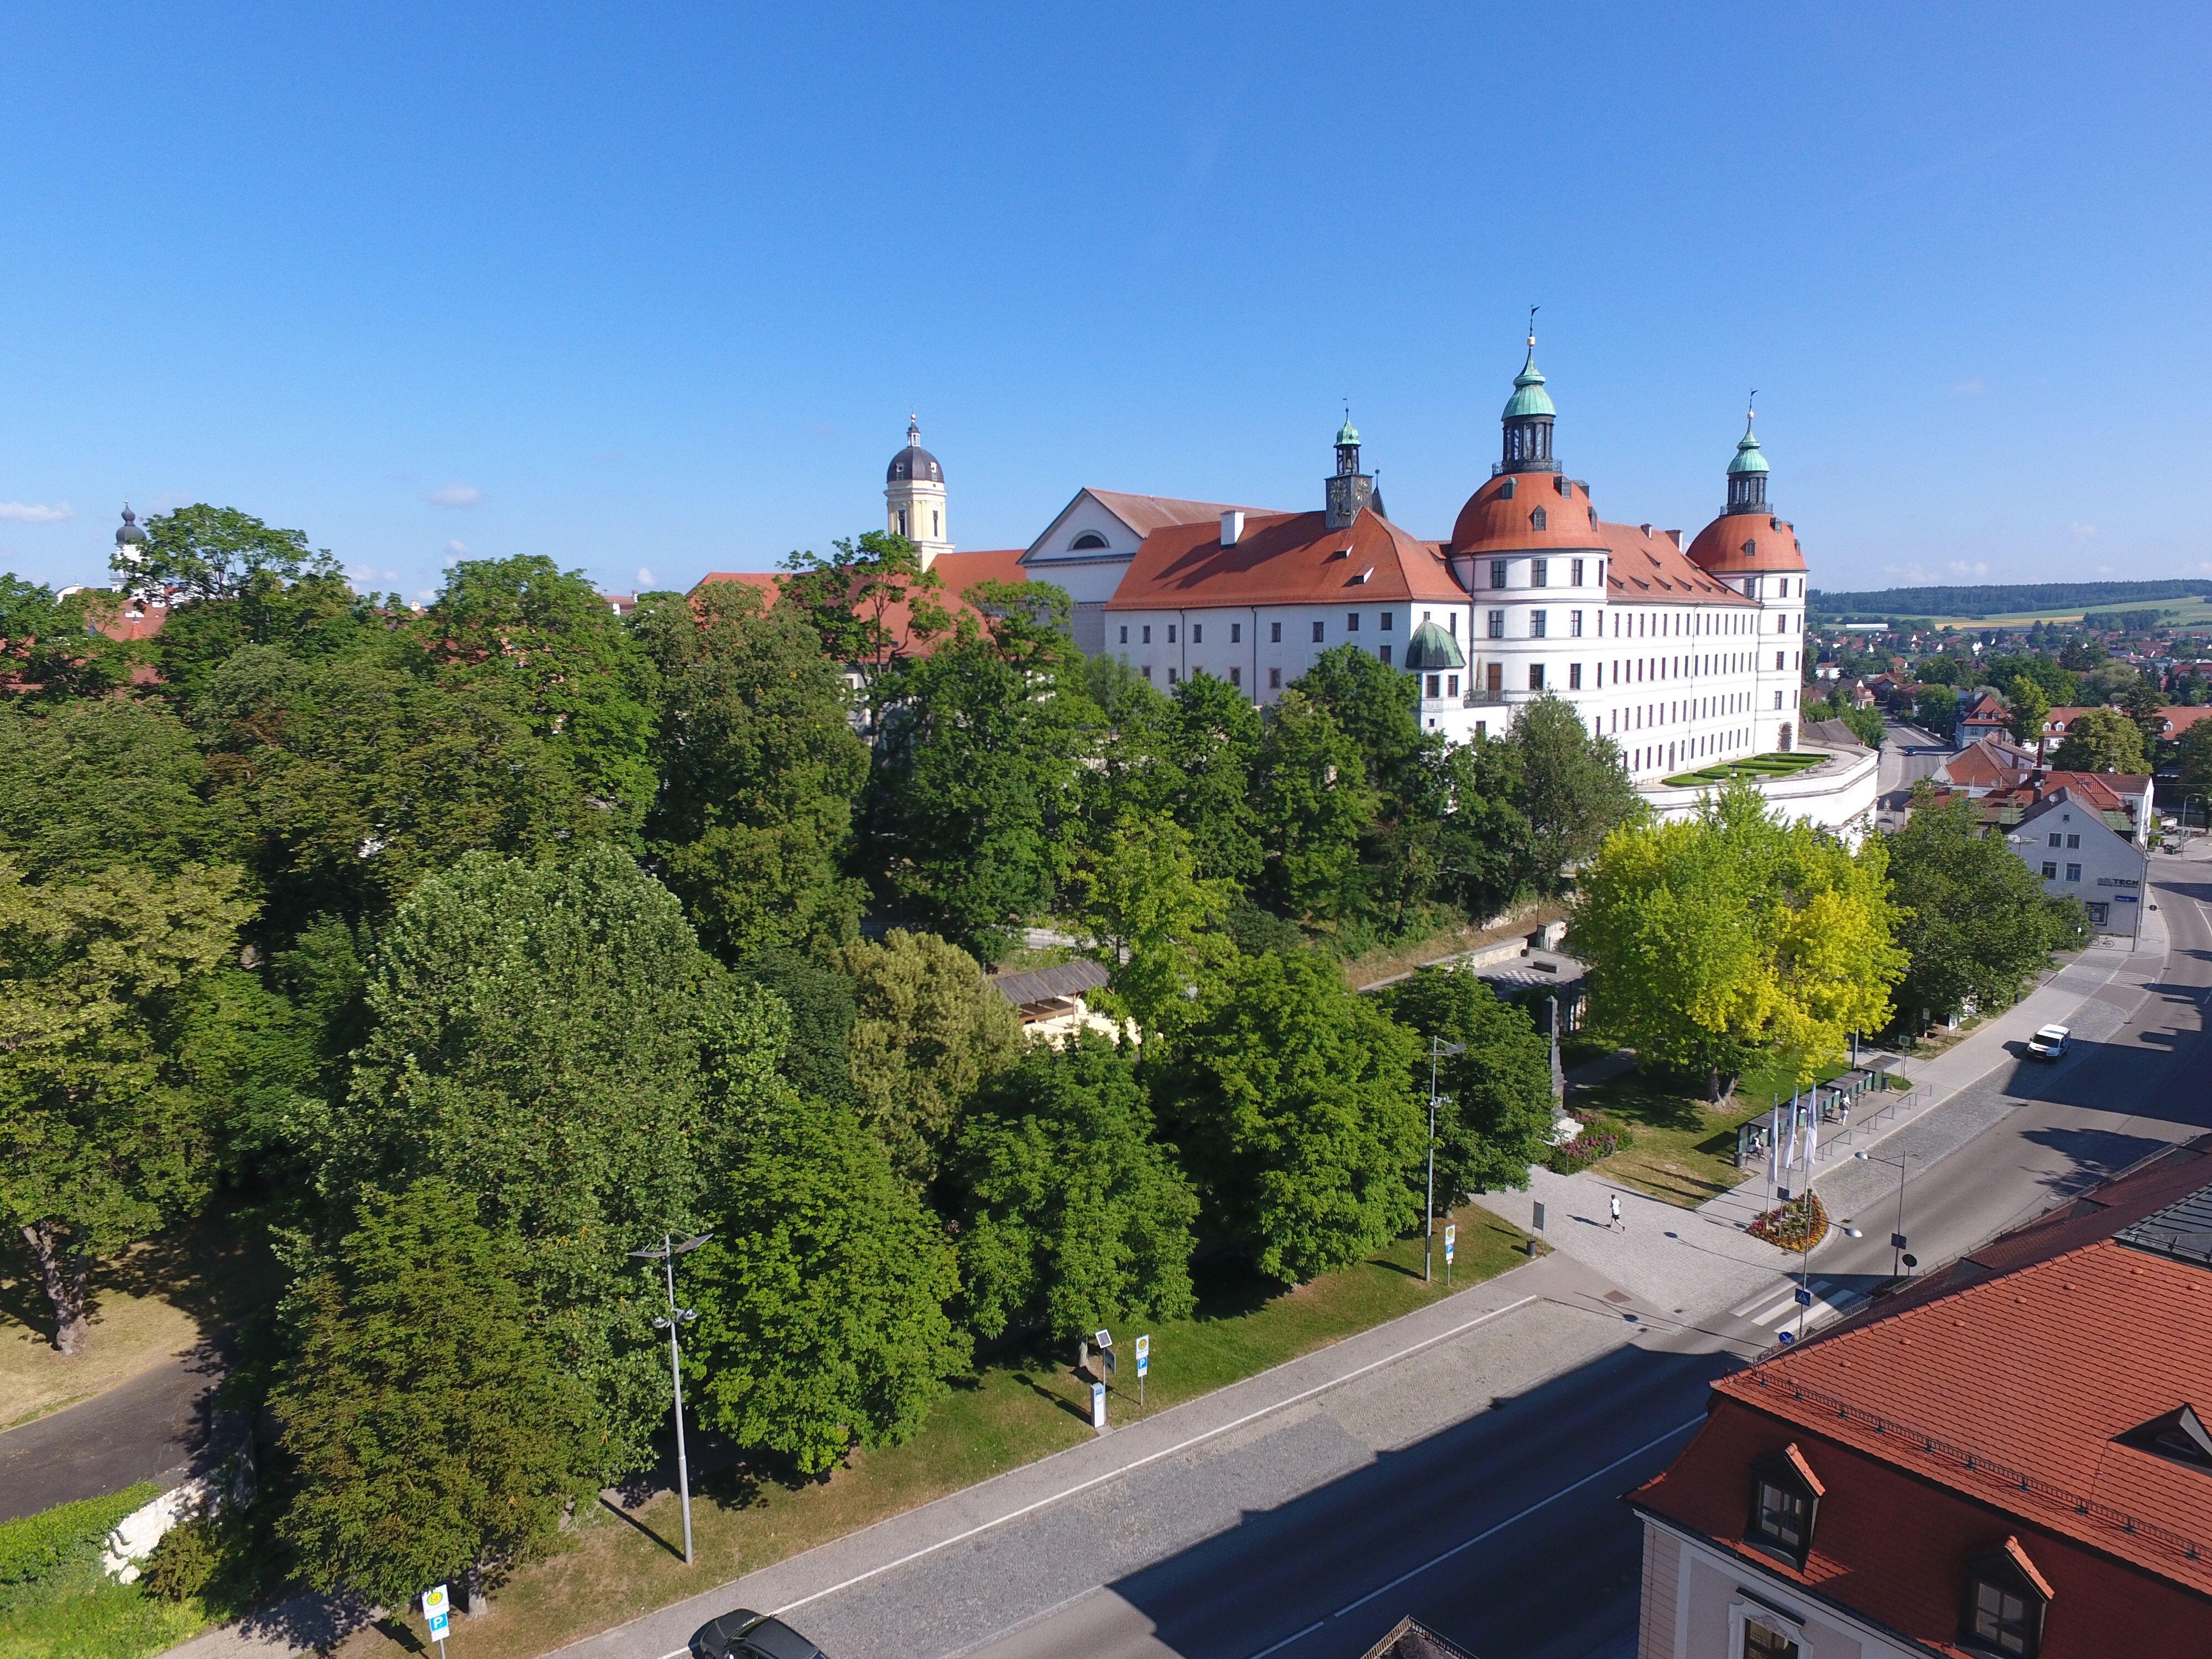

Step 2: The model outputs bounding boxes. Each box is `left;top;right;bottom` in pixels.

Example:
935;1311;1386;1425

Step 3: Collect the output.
2069;522;2098;540
446;539;468;557
1949;378;1987;397
0;501;74;523
637;566;656;587
416;587;437;603
1946;560;1990;578
382;570;398;581
426;482;483;508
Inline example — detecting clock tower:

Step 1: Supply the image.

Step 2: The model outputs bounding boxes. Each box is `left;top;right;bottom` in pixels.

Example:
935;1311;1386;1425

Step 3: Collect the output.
1323;413;1380;530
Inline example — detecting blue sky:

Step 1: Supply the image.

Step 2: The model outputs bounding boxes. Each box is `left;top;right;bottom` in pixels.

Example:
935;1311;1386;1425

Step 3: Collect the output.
3;3;2208;601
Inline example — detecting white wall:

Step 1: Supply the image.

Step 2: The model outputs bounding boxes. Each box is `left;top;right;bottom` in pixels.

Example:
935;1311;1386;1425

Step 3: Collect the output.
2006;806;2148;939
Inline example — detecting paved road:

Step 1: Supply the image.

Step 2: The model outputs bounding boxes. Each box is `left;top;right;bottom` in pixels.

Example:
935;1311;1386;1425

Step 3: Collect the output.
739;852;2212;1659
0;1336;236;1523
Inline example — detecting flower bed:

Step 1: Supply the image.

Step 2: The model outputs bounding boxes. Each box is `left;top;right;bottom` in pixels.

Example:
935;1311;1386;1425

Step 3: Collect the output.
1546;1117;1636;1175
1747;1191;1828;1251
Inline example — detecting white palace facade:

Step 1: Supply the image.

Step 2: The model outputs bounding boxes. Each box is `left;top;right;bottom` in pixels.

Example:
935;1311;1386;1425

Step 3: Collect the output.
723;336;1875;828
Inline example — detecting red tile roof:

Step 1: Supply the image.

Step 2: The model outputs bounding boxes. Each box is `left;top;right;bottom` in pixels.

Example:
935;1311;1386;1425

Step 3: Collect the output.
1632;1139;2212;1653
1079;489;1268;539
693;550;1027;657
1103;506;1462;611
1937;735;2037;791
1599;521;1756;606
1447;472;1611;557
1684;509;1809;575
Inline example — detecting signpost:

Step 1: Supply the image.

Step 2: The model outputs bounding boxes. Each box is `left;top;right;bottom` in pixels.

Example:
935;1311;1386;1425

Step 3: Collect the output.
1090;1380;1107;1431
1135;1333;1149;1406
423;1585;450;1656
1443;1223;1455;1286
1530;1201;1545;1258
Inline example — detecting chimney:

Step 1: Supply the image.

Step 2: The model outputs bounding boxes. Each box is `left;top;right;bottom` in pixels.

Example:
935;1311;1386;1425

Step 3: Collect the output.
1220;510;1244;546
1664;529;1683;547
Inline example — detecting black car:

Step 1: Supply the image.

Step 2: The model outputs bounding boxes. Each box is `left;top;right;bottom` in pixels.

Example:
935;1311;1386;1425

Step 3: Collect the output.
689;1610;827;1659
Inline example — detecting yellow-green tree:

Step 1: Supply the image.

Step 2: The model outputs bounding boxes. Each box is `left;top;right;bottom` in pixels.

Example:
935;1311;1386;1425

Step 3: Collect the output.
1571;782;1904;1098
1065;812;1234;1051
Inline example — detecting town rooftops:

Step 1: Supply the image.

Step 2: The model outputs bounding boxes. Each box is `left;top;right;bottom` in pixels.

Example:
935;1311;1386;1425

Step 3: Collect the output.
1631;1138;2212;1642
2046;703;2212;740
693;549;1028;658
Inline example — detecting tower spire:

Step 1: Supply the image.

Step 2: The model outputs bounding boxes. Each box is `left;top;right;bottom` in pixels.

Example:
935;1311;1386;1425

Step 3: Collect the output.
1499;310;1557;474
1725;390;1770;516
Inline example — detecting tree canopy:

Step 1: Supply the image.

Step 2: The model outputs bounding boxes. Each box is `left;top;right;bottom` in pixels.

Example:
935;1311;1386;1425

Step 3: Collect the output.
2049;705;2148;773
1886;794;2080;1023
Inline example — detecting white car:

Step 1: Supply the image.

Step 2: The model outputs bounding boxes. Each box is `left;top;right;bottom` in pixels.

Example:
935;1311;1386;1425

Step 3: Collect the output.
2026;1024;2071;1061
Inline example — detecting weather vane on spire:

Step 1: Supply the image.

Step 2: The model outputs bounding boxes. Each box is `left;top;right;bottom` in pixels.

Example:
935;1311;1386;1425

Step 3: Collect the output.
1527;304;1539;346
1747;389;1757;421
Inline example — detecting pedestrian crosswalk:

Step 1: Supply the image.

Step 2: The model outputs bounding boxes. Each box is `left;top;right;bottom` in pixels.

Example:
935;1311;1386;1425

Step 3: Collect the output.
1729;1278;1867;1331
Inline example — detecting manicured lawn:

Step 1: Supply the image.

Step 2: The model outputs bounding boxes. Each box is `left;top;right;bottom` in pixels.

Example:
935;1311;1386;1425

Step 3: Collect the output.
1661;752;1825;788
340;1206;1540;1659
1574;1052;1884;1208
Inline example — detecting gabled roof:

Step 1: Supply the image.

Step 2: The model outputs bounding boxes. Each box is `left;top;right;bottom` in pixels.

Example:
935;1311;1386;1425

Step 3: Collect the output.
1103;506;1462;611
1022;488;1272;565
692;549;1027;659
2012;784;2147;833
1599;521;1757;606
1936;734;2037;792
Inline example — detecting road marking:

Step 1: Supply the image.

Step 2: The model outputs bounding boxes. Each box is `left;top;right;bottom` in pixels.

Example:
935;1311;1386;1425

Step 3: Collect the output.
764;1293;1543;1621
1246;1620;1327;1659
1327;1414;1706;1620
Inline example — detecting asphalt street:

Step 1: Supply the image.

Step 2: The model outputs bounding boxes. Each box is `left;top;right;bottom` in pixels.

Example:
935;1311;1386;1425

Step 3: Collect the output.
752;852;2212;1659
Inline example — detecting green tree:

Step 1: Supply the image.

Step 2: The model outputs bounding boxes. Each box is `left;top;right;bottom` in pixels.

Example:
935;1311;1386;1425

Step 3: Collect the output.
275;1180;587;1608
1165;672;1267;885
777;531;950;697
737;947;857;1106
1885;795;2074;1024
635;582;869;958
2005;677;2050;749
1066;813;1233;1050
1170;949;1424;1281
684;1094;967;1475
867;621;1098;958
320;844;789;1473
1385;967;1557;1204
953;1035;1198;1342
2049;705;2148;773
2120;676;2168;751
1293;645;1425;800
0;700;226;881
1252;690;1378;924
1506;692;1642;892
839;929;1023;1185
1430;734;1531;922
0;576;134;699
117;503;338;602
1571;782;1905;1097
1913;654;1964;686
2174;719;2212;810
0;857;251;1349
1913;684;1960;735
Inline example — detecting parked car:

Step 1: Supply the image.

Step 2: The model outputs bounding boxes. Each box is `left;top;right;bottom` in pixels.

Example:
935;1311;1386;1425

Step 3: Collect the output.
690;1611;828;1659
2025;1025;2071;1061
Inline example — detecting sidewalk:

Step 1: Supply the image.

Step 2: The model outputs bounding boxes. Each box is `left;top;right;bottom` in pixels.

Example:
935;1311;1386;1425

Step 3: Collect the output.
167;1251;1645;1659
1477;896;2172;1323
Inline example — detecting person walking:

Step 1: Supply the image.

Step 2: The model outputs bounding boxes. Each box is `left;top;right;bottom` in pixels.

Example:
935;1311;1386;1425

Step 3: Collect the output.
1609;1191;1623;1232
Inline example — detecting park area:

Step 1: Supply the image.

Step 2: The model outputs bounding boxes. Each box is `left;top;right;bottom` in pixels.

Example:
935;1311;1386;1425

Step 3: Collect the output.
1661;751;1827;789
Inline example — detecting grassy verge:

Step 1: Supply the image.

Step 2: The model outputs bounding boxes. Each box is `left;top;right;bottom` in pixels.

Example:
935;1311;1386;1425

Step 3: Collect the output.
1574;1053;1885;1208
340;1204;1540;1659
0;1484;218;1659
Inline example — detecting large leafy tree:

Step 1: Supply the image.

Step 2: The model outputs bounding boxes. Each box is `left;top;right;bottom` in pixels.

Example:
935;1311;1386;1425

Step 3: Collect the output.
1170;948;1424;1282
275;1180;588;1607
2175;718;2212;810
1886;794;2078;1023
953;1035;1197;1342
838;929;1021;1185
1251;690;1378;924
867;612;1098;958
1506;692;1641;890
0;857;251;1350
1385;968;1557;1204
0;700;227;881
635;582;869;959
2049;705;2148;773
778;530;949;697
1913;684;1960;737
1571;781;1905;1097
116;503;338;603
0;576;134;700
418;555;658;833
1065;812;1233;1051
684;1093;967;1475
2005;677;2051;749
1165;672;1266;885
319;844;789;1474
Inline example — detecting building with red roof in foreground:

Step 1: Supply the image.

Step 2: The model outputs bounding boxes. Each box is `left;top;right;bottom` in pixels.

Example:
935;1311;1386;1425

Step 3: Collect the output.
1629;1135;2212;1658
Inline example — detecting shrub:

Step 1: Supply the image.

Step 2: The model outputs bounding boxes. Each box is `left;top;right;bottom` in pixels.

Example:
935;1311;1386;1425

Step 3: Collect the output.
1545;1117;1634;1174
1747;1192;1828;1250
0;1484;159;1612
142;1501;276;1616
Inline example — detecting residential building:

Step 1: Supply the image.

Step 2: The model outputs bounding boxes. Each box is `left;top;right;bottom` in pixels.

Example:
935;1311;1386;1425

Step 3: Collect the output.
1955;690;2010;746
1630;1136;2212;1658
2002;789;2149;938
2042;703;2212;755
1932;735;2038;797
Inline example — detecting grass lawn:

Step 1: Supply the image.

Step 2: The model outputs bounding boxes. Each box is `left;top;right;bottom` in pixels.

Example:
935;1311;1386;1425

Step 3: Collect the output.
340;1204;1540;1659
0;1203;283;1429
1574;1052;1880;1208
1661;753;1825;789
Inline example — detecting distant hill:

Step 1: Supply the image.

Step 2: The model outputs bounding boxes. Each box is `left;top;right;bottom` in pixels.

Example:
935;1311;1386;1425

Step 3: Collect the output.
1808;579;2212;619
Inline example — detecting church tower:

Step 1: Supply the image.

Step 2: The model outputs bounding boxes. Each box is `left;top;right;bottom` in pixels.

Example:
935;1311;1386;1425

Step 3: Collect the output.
1323;413;1381;529
884;416;952;567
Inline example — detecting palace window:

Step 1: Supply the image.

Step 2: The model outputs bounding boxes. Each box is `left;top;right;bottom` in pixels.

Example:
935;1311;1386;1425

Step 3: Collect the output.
1500;477;1515;499
1271;620;1283;643
1192;623;1203;643
1569;662;1582;690
1532;557;1549;588
1570;609;1584;637
1531;507;1548;530
1228;666;1241;687
1380;611;1394;630
1747;1448;1821;1569
1426;674;1441;698
1140;665;1151;681
1531;610;1548;639
1312;619;1326;643
1571;558;1585;586
1379;644;1391;666
1167;667;1178;684
1491;559;1509;589
1488;609;1505;639
1167;625;1177;644
1142;625;1152;644
1743;1624;1799;1659
1448;674;1459;696
1269;666;1282;689
1071;531;1109;550
1347;612;1360;632
1231;622;1242;643
1528;664;1546;690
1119;625;1129;644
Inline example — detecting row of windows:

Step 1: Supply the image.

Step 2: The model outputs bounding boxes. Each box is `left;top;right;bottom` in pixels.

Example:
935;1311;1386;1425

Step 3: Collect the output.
1485;556;1595;589
1118;611;1460;648
2040;860;2086;883
1624;732;1747;774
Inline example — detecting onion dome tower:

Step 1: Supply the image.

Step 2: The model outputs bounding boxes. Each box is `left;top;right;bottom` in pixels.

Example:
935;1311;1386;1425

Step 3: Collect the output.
1324;411;1383;529
1723;408;1769;517
1499;317;1557;474
1402;615;1466;673
1684;400;1806;585
884;415;952;567
113;504;148;560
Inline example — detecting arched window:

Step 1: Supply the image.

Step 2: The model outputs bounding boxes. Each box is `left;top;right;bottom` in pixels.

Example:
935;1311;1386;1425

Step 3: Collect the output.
1070;531;1109;550
1531;507;1548;531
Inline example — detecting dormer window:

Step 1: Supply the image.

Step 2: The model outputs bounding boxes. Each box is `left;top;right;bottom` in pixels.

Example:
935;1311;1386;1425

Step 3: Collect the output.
1531;507;1548;531
1961;1538;2051;1657
1500;478;1516;500
2116;1402;2212;1469
1071;531;1109;551
1746;1446;1823;1569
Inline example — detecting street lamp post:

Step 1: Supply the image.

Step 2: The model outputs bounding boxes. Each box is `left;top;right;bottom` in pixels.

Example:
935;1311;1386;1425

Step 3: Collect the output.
1854;1149;1914;1277
1423;1035;1467;1284
628;1230;712;1565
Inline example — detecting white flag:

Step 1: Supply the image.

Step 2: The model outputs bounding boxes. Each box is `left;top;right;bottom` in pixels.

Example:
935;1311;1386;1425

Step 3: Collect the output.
1804;1113;1819;1171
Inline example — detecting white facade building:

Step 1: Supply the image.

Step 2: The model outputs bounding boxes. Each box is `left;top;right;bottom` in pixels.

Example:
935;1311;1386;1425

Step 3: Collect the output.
2005;789;2149;940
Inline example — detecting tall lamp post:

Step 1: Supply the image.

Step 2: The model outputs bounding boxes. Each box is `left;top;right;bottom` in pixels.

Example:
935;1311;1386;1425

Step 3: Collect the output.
1423;1036;1467;1283
628;1230;712;1565
1854;1149;1915;1277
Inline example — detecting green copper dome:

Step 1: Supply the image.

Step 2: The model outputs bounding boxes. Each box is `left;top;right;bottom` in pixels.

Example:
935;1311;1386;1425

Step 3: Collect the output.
1337;414;1360;447
1726;415;1768;476
1403;617;1467;672
1502;340;1554;420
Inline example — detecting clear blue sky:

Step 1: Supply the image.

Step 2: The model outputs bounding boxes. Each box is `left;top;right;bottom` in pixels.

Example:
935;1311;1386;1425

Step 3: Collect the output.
4;3;2207;601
